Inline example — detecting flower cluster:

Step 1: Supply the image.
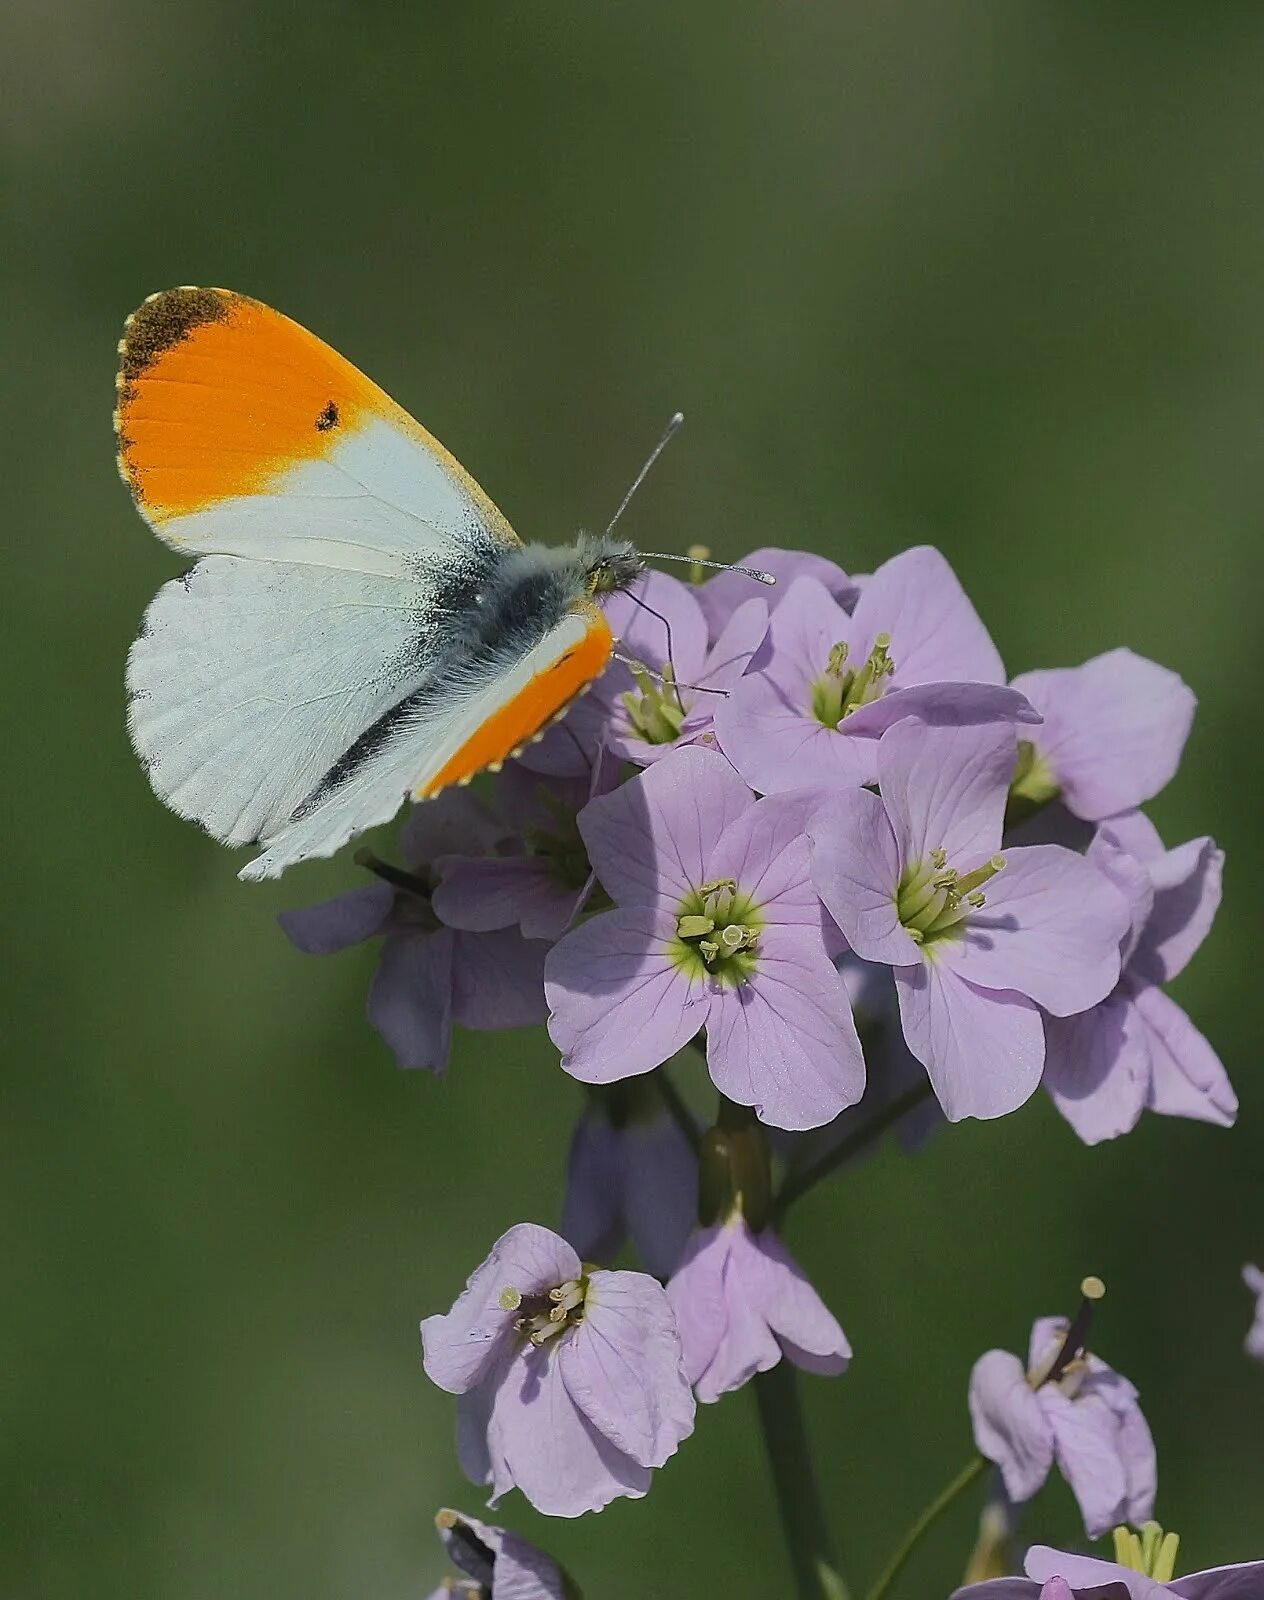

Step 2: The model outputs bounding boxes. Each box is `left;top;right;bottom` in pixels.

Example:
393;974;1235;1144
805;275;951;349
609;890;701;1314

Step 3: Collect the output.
278;542;1234;1546
285;541;1227;1144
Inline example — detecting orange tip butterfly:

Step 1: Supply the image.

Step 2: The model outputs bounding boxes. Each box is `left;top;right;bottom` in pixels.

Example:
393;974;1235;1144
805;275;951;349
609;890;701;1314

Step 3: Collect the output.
116;288;771;880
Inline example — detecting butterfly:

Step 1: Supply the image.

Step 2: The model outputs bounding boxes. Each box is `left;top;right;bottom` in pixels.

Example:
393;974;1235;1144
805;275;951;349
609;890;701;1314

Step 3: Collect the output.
116;288;673;881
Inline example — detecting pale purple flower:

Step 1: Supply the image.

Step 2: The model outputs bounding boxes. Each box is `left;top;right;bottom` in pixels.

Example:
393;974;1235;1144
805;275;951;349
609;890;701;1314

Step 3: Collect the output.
520;570;767;776
421;1223;694;1518
953;1540;1264;1599
696;546;861;640
433;753;620;942
969;1313;1155;1540
809;720;1129;1121
545;745;865;1131
427;1507;568;1600
714;546;1038;795
1244;1266;1264;1363
667;1216;850;1401
1009;650;1196;822
280;795;548;1072
1043;811;1232;1144
562;1083;698;1278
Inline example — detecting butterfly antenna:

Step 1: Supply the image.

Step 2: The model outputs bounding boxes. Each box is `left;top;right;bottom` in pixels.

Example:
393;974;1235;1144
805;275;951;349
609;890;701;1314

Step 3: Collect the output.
604;412;686;538
640;550;777;586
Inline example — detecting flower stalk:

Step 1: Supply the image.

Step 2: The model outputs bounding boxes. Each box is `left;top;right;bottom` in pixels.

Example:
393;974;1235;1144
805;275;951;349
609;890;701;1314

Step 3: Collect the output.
754;1360;851;1600
863;1454;987;1600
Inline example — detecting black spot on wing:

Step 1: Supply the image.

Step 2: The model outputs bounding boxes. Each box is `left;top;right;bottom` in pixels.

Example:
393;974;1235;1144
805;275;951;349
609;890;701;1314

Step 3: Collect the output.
315;400;339;432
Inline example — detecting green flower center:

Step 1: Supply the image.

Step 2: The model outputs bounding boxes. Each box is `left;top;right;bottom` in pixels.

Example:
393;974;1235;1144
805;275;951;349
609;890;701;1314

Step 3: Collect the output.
670;877;763;985
895;848;1005;949
1113;1522;1181;1584
499;1276;588;1348
811;633;895;730
622;661;689;745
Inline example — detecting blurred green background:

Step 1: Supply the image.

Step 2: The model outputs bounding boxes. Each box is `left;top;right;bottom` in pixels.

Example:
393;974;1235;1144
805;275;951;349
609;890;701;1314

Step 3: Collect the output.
4;4;1263;1596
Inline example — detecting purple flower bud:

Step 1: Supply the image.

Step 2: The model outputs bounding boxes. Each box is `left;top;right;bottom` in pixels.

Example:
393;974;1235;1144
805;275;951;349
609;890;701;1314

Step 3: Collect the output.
428;1507;571;1599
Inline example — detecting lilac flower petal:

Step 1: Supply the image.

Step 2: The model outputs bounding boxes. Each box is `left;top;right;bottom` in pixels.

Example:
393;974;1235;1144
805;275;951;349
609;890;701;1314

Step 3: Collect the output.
603;569;709;682
1245;1265;1264;1363
278;882;394;953
1130;836;1223;986
546;907;709;1083
621;1117;699;1279
1132;985;1237;1128
452;929;549;1032
1040;1387;1129;1539
849;545;1005;685
696;1277;784;1400
400;789;507;868
434;856;576;941
456;1381;496;1491
513;690;610;777
895;962;1043;1122
1024;1547;1156;1595
369;930;455;1072
667;1226;729;1386
706;926;865;1130
839;680;1039;739
1043;996;1149;1145
968;1349;1055;1502
706;787;828;926
1172;1562;1264;1600
560;1112;626;1267
1011;650;1196;822
1084;1367;1156;1526
944;844;1127;1015
949;1583;1043;1600
1100;808;1165;862
754;1229;851;1376
809;787;920;966
715;670;876;794
578;744;754;909
1088;829;1156;966
878;719;1015;869
560;1269;694;1468
752;575;854;696
421;1224;581;1394
487;1346;651;1517
697;595;771;693
696;547;858;638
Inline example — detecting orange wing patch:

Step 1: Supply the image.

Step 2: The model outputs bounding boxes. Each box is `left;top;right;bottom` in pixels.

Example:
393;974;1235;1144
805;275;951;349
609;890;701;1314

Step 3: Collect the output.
116;288;385;521
418;611;614;798
115;287;511;534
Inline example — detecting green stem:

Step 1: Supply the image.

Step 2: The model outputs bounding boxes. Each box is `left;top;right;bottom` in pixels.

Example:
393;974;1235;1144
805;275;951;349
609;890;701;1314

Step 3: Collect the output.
863;1456;987;1600
774;1082;934;1221
753;1362;851;1600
